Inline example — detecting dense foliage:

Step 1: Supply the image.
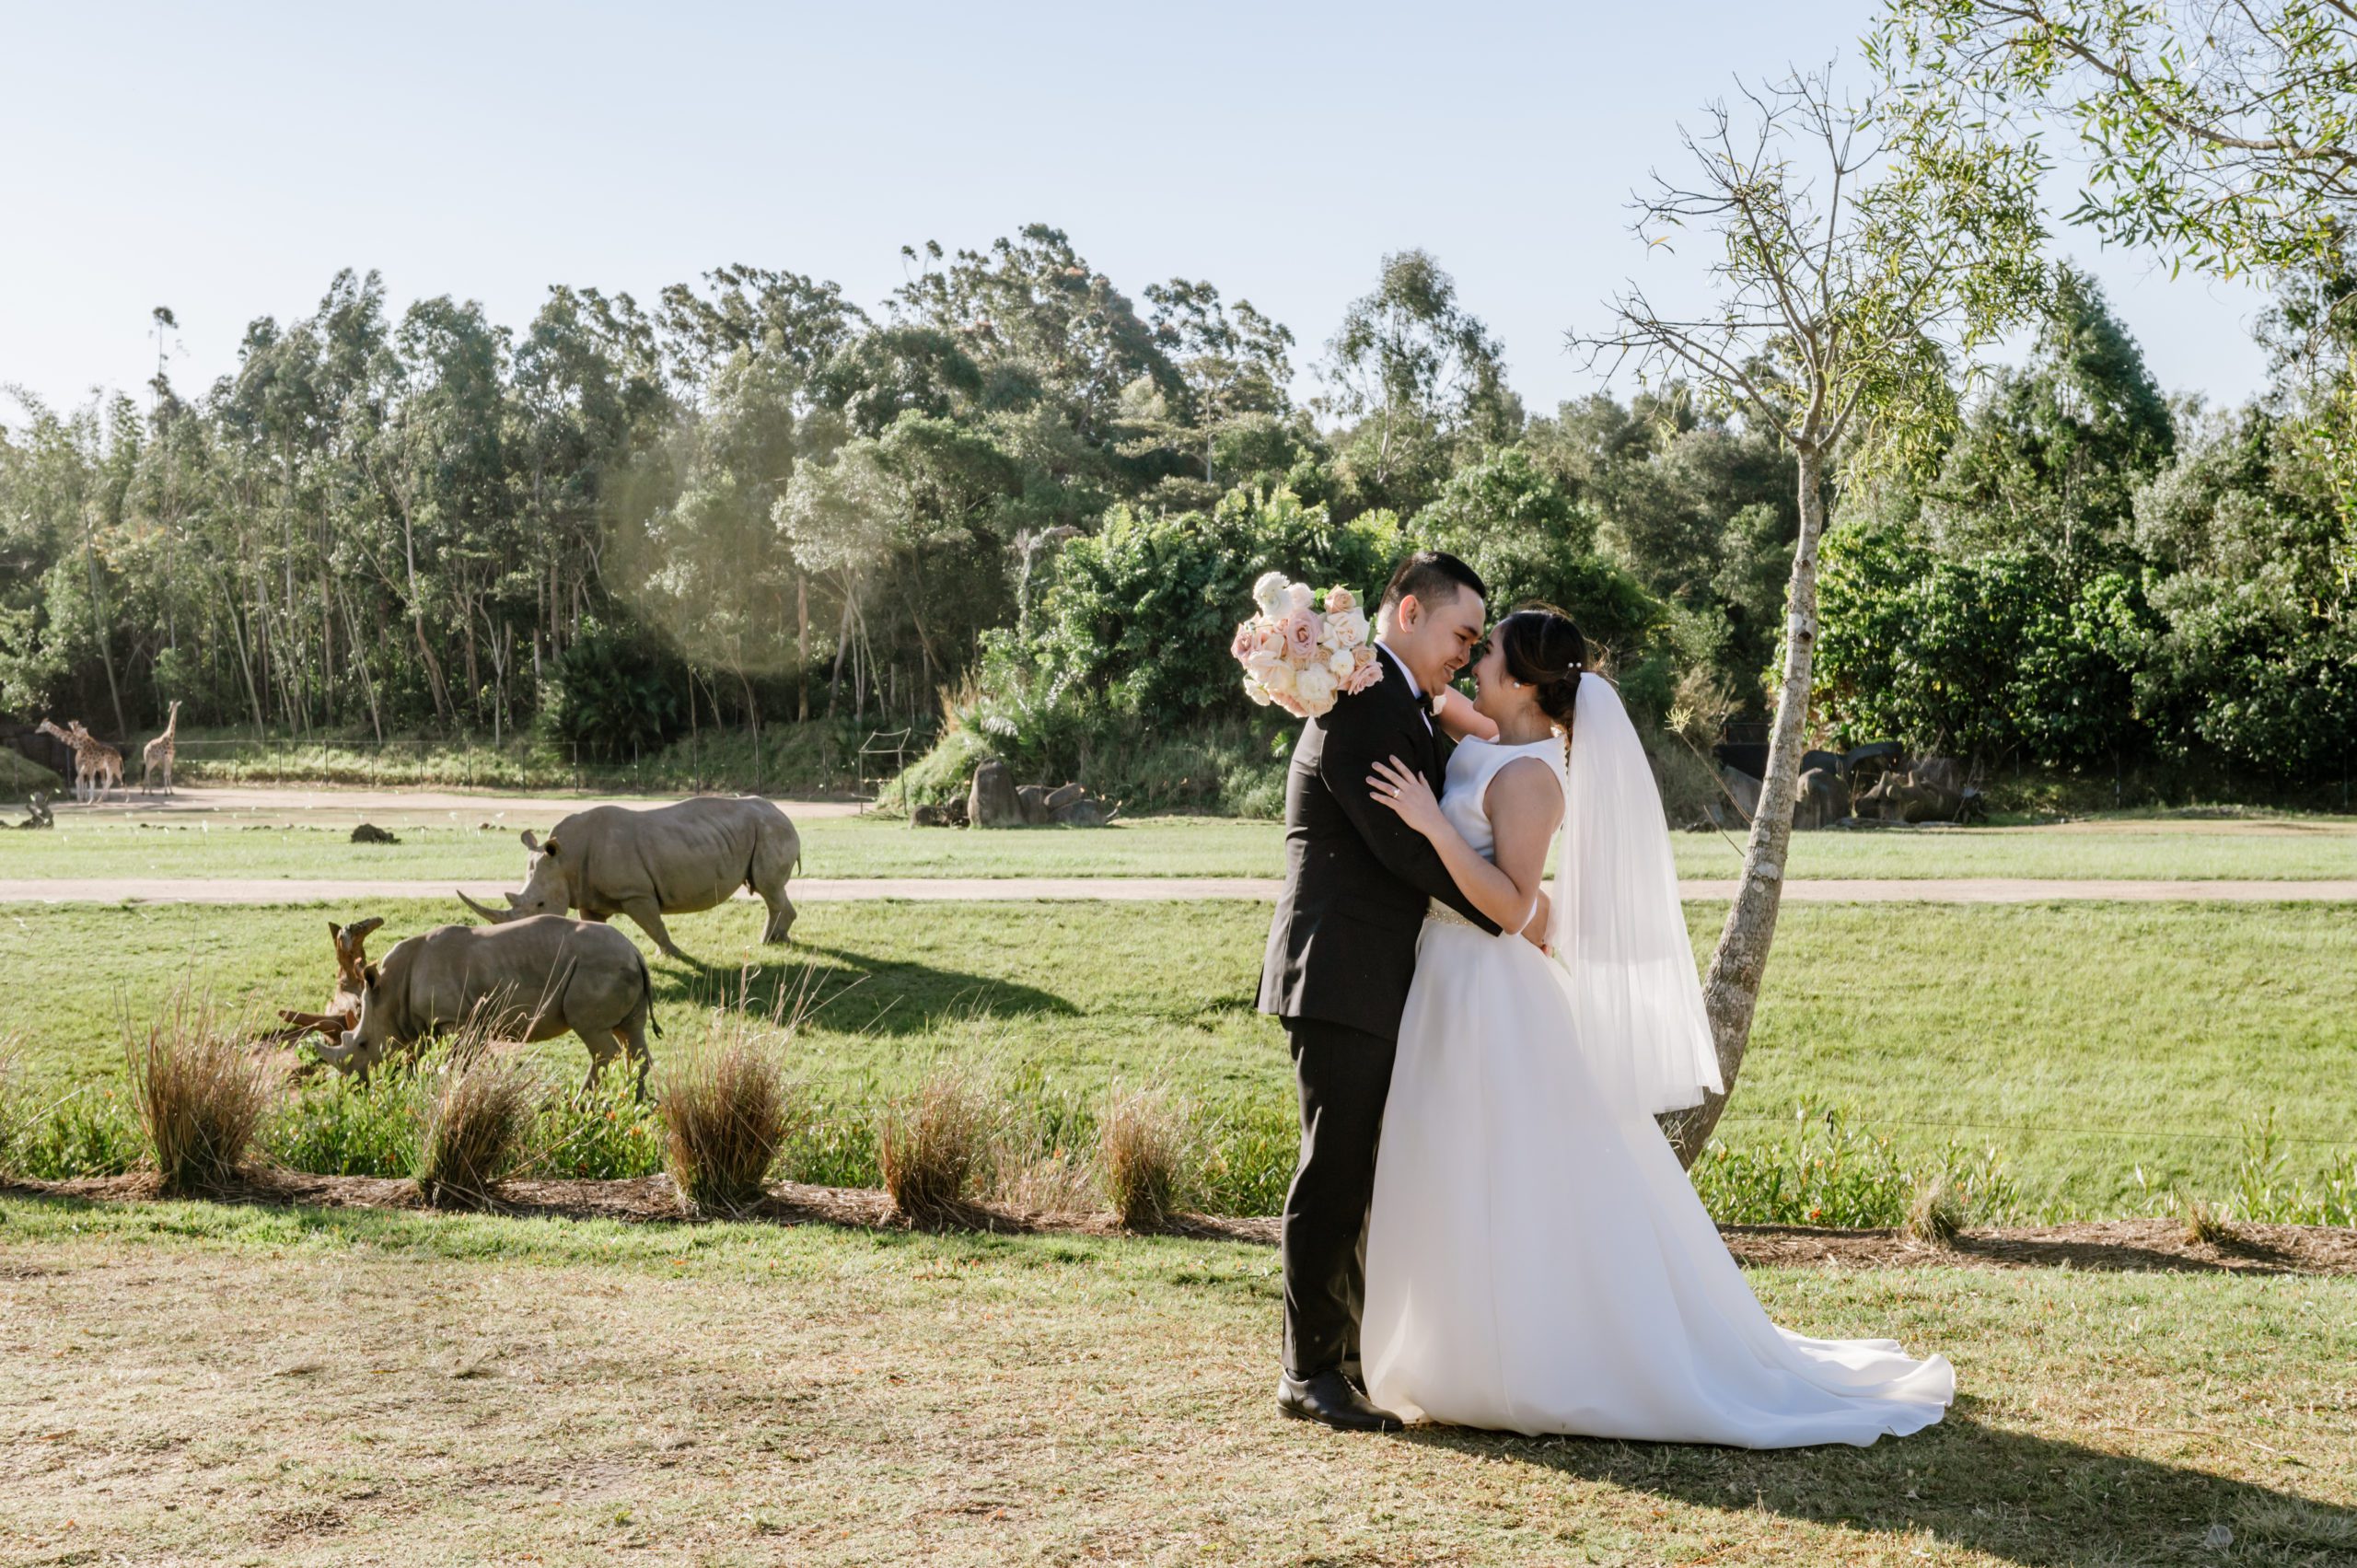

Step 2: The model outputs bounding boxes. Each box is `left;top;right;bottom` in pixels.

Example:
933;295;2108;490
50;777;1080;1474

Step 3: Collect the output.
5;226;2347;805
1817;266;2357;793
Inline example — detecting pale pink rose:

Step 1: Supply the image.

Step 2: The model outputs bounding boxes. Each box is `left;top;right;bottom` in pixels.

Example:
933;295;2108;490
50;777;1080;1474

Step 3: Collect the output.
1281;609;1322;664
1352;645;1376;668
1252;621;1284;656
1326;609;1368;650
1284;581;1315;613
1327;646;1355;680
1325;586;1358;614
1274;691;1310;719
1256;658;1298;699
1343;656;1385;695
1293;663;1339;714
1230;620;1259;664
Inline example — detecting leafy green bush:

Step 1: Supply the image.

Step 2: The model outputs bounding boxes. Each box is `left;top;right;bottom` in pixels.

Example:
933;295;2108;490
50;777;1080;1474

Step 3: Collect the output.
538;617;683;761
266;1073;419;1178
1022;485;1404;728
8;1092;143;1179
1689;1102;2021;1228
1816;524;2147;768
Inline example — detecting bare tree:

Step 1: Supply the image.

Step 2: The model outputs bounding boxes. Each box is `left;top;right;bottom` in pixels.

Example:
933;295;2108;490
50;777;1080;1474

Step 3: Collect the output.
1570;68;2048;1163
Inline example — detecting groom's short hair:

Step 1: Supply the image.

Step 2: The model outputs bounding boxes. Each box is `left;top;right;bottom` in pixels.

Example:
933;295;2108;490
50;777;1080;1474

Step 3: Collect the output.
1381;551;1488;614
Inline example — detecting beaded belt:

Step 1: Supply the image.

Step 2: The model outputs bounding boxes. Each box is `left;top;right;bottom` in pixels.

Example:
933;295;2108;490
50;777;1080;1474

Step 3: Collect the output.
1425;900;1482;932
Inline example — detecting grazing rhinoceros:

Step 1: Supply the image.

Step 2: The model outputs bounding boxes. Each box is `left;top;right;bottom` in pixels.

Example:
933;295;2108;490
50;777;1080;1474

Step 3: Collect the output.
459;796;800;961
315;915;659;1100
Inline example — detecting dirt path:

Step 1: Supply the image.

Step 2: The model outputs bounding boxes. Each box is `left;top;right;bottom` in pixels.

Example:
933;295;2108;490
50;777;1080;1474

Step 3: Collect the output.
28;783;867;827
3;874;2354;905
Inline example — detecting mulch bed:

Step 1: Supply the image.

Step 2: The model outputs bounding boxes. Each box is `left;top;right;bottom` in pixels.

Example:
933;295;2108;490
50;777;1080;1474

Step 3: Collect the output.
7;1171;2357;1275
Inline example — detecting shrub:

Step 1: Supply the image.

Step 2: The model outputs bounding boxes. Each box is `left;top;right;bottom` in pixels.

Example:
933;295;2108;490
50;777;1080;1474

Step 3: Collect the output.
1902;1179;1967;1247
534;1075;665;1179
126;996;276;1193
659;1031;791;1216
1689;1103;2019;1229
9;1092;142;1179
1099;1085;1187;1229
2179;1194;2236;1248
879;1064;991;1221
266;1071;420;1178
415;1050;540;1207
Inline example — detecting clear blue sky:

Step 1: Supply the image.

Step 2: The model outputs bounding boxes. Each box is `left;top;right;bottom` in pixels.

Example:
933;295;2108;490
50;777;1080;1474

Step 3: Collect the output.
0;0;2273;423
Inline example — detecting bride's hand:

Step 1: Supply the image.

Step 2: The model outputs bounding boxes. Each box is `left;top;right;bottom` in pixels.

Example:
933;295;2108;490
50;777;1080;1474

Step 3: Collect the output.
1366;757;1445;837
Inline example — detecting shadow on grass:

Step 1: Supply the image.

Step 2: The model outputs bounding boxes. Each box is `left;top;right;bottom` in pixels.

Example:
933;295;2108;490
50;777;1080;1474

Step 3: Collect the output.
646;940;1079;1038
1398;1404;2353;1565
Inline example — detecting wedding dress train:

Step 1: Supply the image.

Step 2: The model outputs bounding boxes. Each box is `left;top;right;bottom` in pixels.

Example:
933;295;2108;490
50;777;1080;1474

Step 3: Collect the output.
1361;693;1952;1446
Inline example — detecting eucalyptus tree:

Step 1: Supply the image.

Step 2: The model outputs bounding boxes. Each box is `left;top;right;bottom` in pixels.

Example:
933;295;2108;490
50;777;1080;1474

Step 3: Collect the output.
1319;249;1520;514
1144;278;1297;485
1570;68;2049;1163
1872;0;2357;277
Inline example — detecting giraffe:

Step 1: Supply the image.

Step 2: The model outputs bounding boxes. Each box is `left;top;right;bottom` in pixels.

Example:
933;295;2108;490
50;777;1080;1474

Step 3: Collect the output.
142;700;182;795
35;719;123;805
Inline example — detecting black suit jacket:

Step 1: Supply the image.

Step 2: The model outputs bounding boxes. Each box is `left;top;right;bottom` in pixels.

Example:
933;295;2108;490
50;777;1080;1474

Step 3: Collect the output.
1257;647;1501;1041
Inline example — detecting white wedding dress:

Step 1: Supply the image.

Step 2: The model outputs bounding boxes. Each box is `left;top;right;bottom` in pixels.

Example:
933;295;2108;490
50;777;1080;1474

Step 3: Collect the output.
1362;683;1953;1446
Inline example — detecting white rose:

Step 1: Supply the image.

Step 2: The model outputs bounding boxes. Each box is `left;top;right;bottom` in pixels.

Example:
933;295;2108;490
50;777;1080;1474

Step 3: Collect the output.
1293;663;1338;714
1258;659;1298;698
1244;677;1273;707
1284;581;1315;613
1327;646;1355;680
1252;572;1291;617
1327;609;1367;649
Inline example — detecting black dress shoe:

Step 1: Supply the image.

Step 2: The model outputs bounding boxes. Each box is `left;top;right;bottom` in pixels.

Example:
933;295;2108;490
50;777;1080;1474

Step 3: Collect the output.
1340;1358;1367;1397
1278;1369;1403;1433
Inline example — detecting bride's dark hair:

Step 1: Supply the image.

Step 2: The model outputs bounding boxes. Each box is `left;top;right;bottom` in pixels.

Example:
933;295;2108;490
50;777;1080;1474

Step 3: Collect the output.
1493;604;1587;767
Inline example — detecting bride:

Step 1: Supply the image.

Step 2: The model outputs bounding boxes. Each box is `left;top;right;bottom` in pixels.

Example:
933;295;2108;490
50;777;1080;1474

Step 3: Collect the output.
1358;605;1953;1446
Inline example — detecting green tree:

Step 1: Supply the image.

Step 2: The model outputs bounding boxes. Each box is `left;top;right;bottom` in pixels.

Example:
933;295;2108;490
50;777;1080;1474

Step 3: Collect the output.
1571;68;2049;1163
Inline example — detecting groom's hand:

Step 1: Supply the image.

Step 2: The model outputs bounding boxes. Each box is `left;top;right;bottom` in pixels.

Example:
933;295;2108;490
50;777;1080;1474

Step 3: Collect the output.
1519;891;1552;954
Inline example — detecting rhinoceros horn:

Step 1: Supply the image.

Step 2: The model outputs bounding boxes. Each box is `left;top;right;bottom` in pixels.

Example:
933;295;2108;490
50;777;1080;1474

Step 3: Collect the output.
459;889;519;923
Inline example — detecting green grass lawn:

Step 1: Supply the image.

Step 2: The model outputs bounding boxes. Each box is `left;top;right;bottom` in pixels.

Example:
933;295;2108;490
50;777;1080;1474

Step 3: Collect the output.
2;1192;2351;1565
6;809;2357;881
5;896;2351;1217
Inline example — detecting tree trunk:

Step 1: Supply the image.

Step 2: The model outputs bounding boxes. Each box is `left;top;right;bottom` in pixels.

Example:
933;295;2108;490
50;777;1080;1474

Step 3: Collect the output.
76;501;128;740
796;573;810;723
1670;442;1829;1167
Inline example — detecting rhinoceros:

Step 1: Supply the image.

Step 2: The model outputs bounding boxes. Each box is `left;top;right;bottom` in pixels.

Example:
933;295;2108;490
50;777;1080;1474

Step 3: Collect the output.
459;796;800;961
315;915;659;1099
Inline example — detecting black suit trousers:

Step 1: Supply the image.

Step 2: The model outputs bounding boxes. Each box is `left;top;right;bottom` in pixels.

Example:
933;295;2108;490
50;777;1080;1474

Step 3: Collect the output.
1280;1016;1396;1378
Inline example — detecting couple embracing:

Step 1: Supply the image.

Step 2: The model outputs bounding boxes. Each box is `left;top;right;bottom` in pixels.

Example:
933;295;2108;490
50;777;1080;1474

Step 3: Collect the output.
1258;550;1953;1446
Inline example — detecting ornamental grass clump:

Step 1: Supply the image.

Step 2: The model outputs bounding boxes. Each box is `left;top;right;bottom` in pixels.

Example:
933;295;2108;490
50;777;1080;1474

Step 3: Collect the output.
658;1027;791;1217
1902;1177;1967;1247
1099;1085;1188;1230
127;993;275;1194
414;1042;540;1208
880;1063;990;1223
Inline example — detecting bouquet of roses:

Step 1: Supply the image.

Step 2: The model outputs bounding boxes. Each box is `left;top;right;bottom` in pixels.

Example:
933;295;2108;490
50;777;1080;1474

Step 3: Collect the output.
1230;572;1381;718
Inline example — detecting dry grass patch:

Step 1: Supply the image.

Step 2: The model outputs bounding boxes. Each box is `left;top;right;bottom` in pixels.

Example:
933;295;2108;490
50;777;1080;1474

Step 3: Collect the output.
658;1026;791;1216
3;1199;2355;1567
415;1046;540;1207
880;1062;991;1221
1100;1083;1188;1229
1903;1176;1967;1247
125;992;274;1193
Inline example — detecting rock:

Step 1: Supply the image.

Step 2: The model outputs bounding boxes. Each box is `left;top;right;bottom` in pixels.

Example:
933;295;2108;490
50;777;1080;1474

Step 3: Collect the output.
350;822;400;844
1051;796;1110;828
1794;767;1847;830
968;760;1022;829
1016;784;1054;826
1043;783;1089;813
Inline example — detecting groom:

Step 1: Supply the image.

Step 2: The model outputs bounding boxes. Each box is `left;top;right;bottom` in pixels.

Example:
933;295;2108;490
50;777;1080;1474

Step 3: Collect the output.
1260;549;1515;1433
